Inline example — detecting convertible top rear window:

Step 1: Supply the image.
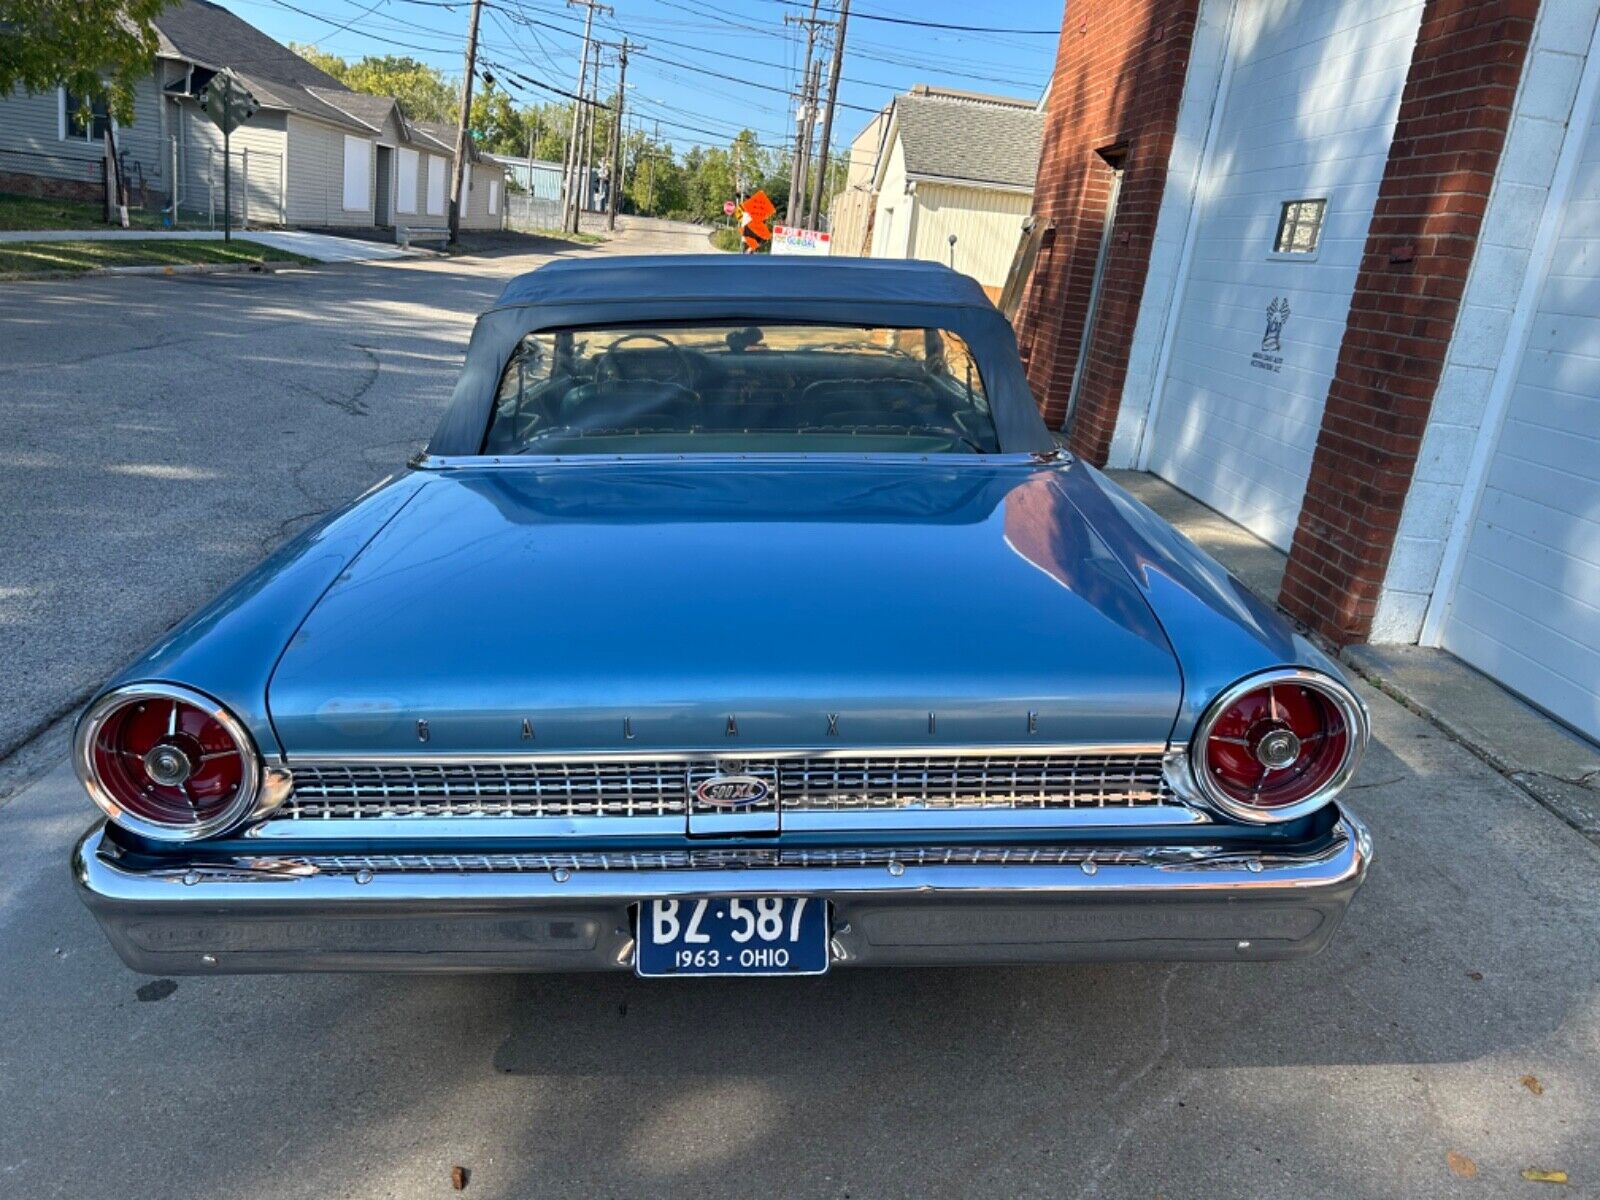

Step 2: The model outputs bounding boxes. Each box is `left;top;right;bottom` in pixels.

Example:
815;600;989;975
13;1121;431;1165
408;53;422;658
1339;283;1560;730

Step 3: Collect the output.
483;323;999;455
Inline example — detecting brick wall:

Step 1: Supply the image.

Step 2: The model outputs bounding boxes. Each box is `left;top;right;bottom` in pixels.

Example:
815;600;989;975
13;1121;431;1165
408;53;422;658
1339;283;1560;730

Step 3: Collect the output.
1017;0;1202;454
1279;0;1538;643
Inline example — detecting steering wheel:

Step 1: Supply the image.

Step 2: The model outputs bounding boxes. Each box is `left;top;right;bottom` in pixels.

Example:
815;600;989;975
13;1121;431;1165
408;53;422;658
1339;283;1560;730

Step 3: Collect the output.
594;332;695;389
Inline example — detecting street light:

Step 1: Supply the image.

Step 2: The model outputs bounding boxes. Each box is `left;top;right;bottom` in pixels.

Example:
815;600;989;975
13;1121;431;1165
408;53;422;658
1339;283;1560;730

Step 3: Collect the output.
947;233;958;269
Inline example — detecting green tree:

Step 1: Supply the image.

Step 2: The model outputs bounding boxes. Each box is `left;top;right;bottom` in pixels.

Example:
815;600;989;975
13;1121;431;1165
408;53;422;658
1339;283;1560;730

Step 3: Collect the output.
347;55;456;122
289;45;458;124
289;43;347;82
0;0;171;124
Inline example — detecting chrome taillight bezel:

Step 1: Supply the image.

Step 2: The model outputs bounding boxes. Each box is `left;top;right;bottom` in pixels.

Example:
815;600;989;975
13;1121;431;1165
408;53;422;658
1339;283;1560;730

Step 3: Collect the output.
1187;668;1368;825
74;683;276;841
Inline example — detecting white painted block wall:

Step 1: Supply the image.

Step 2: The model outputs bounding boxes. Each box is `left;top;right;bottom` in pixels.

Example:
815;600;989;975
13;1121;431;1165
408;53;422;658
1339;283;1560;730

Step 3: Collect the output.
1374;0;1600;643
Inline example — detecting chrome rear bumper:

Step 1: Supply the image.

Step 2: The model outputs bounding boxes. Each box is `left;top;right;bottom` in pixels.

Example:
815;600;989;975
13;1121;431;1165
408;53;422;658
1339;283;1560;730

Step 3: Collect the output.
72;812;1371;974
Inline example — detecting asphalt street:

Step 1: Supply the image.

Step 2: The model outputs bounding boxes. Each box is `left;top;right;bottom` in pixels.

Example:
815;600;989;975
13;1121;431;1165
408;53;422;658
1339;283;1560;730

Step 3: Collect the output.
0;218;703;761
1;220;1597;1199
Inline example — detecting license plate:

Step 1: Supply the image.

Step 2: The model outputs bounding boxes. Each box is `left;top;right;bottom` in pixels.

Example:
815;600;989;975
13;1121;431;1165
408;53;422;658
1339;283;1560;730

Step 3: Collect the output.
636;897;829;977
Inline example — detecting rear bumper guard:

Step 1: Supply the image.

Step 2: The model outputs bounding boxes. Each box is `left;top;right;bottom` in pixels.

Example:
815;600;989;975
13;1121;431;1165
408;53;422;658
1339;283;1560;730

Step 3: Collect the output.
72;811;1371;974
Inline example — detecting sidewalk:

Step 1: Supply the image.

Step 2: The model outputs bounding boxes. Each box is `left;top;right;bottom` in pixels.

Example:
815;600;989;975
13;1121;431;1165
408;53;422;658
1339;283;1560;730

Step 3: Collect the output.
1108;468;1600;844
0;227;415;263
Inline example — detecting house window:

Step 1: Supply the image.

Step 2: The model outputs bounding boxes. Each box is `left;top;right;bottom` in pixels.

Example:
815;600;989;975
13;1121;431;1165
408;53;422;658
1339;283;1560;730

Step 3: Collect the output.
1274;199;1326;255
61;89;112;142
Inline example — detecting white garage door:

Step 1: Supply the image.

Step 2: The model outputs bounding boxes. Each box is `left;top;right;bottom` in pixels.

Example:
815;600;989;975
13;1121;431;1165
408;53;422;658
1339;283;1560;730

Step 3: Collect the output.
1142;0;1424;549
1441;94;1600;742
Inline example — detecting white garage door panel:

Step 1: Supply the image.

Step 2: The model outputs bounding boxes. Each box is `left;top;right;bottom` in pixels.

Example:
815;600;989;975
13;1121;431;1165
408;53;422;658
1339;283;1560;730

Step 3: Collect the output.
1144;0;1425;549
1446;591;1600;736
1451;567;1600;692
1494;408;1600;479
1442;88;1600;741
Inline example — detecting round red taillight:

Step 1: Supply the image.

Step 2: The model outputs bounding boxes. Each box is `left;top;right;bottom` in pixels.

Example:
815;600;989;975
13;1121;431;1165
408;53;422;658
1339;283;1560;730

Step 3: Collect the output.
75;685;262;840
1191;670;1366;823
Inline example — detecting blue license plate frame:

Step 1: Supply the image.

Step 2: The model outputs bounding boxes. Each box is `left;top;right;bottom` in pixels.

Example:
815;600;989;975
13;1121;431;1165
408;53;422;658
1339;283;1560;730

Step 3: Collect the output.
636;897;830;977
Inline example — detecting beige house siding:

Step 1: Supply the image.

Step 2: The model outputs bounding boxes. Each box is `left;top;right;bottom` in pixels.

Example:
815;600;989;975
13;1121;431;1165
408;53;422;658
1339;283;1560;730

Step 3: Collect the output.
459;160;505;230
870;136;913;260
284;114;373;227
843;109;889;189
0;72;169;198
174;102;287;224
909;182;1032;292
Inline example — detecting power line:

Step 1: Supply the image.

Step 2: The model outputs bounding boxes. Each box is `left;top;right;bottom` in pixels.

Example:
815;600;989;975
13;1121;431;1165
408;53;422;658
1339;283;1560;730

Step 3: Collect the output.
769;0;1060;34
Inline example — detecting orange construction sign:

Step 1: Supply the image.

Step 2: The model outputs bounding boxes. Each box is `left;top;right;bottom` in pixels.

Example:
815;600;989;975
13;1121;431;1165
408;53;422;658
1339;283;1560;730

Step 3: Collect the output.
737;190;776;251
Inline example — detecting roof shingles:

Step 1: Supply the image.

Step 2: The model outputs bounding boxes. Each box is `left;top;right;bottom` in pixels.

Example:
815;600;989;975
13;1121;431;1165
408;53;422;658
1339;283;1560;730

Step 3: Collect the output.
893;95;1043;191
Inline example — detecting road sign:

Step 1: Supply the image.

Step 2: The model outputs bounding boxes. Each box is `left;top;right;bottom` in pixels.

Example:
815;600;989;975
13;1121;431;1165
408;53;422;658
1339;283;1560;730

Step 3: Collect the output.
723;200;737;215
197;70;258;137
195;70;258;244
771;224;831;256
737;190;776;252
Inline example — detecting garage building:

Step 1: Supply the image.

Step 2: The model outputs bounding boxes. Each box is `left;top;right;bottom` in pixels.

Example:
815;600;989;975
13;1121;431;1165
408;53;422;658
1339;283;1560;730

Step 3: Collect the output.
1019;0;1600;743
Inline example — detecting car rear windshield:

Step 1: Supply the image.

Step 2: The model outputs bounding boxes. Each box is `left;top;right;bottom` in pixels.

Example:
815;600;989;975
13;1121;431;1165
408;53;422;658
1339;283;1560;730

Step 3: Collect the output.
483;323;1000;455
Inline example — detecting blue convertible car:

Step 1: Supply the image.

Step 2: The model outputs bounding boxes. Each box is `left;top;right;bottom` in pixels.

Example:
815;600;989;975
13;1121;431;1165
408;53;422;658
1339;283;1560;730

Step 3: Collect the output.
72;255;1370;977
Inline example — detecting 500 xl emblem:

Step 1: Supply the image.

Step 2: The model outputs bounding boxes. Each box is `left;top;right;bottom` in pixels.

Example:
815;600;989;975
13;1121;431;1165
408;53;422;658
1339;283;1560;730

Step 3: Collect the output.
695;774;771;807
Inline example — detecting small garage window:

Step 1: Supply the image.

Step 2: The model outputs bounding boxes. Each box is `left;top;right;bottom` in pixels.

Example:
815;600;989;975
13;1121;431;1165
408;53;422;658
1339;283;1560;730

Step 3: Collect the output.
1274;199;1326;255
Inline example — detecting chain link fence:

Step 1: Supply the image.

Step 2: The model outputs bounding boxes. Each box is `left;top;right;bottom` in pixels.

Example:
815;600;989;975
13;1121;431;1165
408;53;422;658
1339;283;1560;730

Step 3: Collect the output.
177;144;285;229
504;190;565;233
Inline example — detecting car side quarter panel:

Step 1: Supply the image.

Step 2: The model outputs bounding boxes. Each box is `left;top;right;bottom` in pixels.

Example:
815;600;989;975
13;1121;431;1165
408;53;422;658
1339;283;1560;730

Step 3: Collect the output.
1057;464;1346;739
95;474;428;758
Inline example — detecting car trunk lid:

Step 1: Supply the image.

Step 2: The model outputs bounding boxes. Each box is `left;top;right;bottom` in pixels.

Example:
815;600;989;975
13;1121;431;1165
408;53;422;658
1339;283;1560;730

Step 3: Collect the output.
266;460;1182;756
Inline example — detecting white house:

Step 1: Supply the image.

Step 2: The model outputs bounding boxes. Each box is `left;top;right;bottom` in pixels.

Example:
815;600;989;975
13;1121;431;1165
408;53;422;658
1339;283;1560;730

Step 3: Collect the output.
858;87;1044;300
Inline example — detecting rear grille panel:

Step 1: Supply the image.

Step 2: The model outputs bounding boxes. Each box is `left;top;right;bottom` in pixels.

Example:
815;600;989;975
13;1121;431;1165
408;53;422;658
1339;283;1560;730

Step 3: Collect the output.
280;845;1196;874
281;752;1173;821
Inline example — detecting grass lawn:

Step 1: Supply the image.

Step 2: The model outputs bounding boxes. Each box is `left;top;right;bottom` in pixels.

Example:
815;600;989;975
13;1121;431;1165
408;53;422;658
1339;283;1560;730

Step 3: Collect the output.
0;238;314;278
0;192;172;231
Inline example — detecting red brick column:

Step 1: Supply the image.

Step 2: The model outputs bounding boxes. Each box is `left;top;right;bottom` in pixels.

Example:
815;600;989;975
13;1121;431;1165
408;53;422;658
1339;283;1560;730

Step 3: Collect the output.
1280;0;1538;643
1018;0;1201;457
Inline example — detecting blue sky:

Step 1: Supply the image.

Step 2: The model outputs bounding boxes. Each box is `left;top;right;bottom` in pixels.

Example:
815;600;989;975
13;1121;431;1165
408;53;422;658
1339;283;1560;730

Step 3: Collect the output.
227;0;1063;157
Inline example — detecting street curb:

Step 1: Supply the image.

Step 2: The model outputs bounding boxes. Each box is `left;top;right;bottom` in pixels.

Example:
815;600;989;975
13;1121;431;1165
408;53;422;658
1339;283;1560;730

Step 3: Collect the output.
0;260;304;284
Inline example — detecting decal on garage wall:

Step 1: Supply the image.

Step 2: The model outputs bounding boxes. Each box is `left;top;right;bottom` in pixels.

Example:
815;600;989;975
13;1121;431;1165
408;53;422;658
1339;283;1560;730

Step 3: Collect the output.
1251;297;1290;373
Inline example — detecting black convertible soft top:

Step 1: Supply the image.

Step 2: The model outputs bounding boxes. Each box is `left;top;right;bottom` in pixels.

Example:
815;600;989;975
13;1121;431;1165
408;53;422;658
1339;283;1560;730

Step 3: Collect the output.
427;254;1056;456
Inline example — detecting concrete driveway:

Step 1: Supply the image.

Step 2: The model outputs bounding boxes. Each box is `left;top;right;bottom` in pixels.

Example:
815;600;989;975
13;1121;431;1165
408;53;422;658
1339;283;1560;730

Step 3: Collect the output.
1;217;1596;1199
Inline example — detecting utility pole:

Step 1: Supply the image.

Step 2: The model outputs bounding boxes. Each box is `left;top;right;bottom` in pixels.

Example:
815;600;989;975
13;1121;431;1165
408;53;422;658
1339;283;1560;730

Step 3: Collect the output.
448;0;484;245
561;39;587;228
645;118;659;213
794;59;821;228
562;0;610;232
580;46;607;222
607;39;635;231
784;0;823;225
808;0;849;231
